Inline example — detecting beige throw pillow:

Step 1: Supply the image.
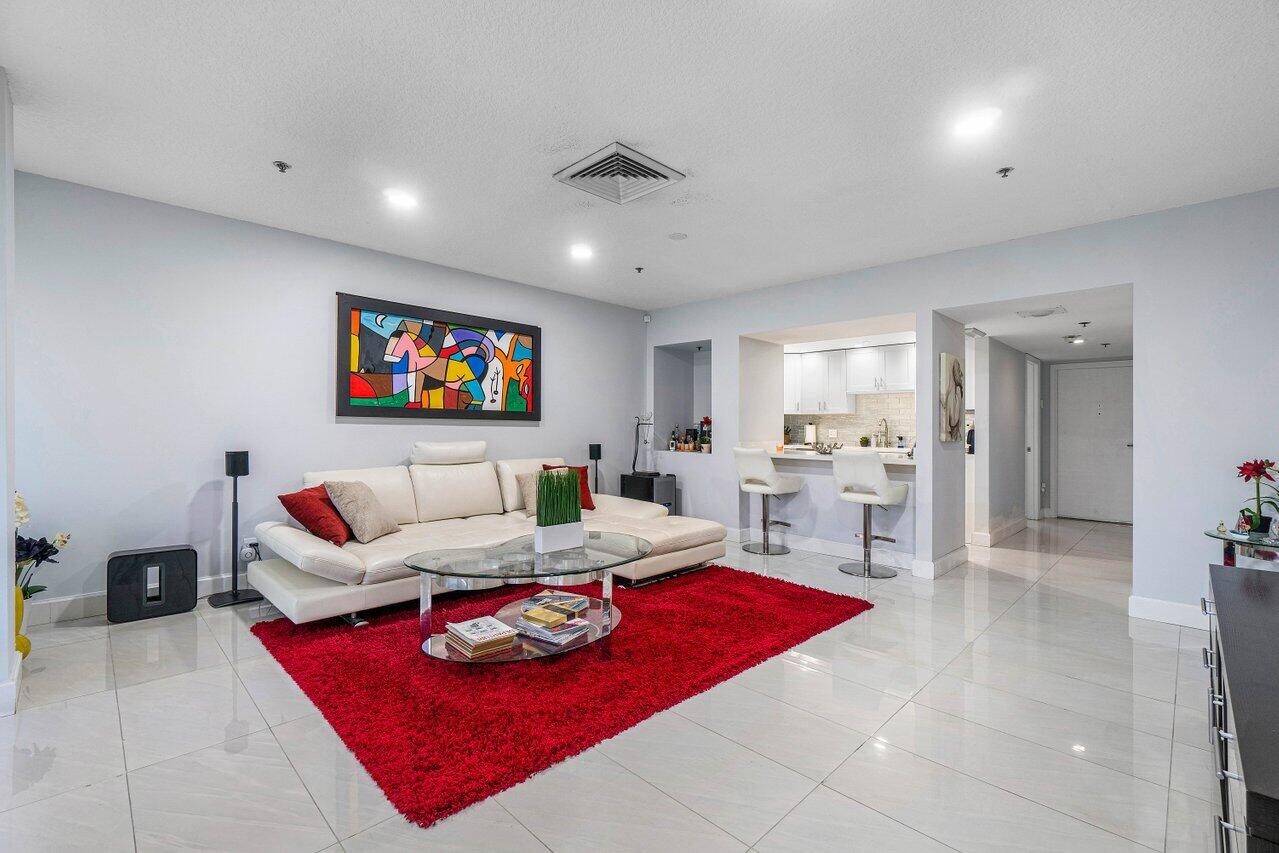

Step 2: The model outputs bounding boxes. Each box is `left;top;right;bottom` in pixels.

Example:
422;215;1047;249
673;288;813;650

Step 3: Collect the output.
324;481;400;543
515;471;540;519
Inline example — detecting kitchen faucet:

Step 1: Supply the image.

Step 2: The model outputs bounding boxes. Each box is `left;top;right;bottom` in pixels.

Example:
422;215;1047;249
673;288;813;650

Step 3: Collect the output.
877;418;890;447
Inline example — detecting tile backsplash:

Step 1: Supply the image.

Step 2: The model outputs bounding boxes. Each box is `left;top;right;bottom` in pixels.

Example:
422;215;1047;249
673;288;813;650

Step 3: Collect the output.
784;392;916;447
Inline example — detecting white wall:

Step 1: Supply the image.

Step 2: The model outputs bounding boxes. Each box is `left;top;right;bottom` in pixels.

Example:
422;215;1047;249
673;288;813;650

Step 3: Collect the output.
15;174;646;600
0;69;17;711
973;337;1027;545
645;186;1279;623
692;347;712;424
652;345;695;441
914;310;967;571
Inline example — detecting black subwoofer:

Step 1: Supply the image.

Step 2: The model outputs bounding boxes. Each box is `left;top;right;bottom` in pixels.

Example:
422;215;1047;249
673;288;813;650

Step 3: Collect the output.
106;545;198;623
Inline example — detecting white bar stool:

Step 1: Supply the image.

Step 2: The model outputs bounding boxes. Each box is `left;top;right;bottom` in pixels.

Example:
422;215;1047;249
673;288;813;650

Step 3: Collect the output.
832;448;909;578
733;447;803;555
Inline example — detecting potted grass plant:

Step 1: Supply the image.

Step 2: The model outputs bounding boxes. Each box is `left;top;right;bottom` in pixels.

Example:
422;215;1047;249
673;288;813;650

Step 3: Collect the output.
534;468;583;553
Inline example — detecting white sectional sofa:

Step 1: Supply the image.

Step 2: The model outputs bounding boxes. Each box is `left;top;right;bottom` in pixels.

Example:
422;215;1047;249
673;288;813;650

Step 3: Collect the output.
248;443;727;624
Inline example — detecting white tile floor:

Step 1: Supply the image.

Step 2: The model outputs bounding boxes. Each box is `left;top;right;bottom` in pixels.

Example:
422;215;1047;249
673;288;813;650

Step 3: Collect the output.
0;519;1216;851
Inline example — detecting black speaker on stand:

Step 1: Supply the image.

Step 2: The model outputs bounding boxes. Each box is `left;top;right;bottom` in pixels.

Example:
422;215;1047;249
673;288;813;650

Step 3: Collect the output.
588;443;602;493
208;450;263;608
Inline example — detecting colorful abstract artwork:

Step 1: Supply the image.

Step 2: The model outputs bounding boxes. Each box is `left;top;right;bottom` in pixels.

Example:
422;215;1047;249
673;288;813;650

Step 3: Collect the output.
336;293;540;420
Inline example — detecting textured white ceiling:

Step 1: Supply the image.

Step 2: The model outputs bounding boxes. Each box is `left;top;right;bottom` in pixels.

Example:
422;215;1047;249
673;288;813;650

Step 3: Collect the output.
2;2;1277;310
943;283;1133;362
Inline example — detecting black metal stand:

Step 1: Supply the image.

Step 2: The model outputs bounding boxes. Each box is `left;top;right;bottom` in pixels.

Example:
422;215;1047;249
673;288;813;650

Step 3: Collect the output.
208;473;262;608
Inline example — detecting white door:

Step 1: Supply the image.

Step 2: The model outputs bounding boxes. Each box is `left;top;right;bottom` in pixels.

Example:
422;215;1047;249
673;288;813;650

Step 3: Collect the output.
1025;357;1041;521
881;344;914;391
783;354;802;414
846;347;880;394
1055;363;1133;523
823;351;850;412
800;352;825;412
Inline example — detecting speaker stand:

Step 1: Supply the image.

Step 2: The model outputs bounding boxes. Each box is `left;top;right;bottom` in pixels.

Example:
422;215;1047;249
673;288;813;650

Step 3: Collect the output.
208;588;263;608
209;472;264;609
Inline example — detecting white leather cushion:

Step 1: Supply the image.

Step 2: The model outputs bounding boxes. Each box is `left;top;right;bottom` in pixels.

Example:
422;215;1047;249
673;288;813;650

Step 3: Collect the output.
303;466;417;525
409;461;503;522
583;515;727;557
410;441;487;465
586;494;669;520
495;457;565;512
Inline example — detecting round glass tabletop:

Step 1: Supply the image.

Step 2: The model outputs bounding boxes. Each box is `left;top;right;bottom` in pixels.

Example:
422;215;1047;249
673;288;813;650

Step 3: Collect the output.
405;531;653;580
1205;528;1279;549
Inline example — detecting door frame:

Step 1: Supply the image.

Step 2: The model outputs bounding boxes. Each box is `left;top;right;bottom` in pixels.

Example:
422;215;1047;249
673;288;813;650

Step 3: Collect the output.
1048;359;1134;521
1025;356;1042;521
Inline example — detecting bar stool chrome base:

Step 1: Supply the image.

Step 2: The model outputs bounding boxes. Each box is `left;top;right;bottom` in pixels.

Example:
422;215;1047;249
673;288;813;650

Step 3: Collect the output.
741;492;792;556
837;561;898;579
743;541;791;556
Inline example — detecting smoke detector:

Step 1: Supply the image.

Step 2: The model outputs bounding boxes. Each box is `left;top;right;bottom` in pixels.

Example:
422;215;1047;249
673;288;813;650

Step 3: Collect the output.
555;142;685;205
1016;306;1066;319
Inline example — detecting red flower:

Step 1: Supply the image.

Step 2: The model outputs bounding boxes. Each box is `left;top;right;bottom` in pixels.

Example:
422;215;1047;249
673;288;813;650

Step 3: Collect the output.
701;416;712;427
1237;459;1276;482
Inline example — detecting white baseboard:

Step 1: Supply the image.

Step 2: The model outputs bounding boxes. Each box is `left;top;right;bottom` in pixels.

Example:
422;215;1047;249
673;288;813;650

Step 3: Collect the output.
911;546;969;580
1129;595;1209;630
0;650;22;717
971;517;1027;548
742;527;913;568
22;570;251;626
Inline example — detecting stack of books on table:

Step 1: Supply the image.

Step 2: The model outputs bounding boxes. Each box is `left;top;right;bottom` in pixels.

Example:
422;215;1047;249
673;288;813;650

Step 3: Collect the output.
444;616;518;659
515;591;592;646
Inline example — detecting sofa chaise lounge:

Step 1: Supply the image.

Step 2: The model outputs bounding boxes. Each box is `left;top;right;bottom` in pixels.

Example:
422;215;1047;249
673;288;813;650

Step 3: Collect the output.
248;442;727;624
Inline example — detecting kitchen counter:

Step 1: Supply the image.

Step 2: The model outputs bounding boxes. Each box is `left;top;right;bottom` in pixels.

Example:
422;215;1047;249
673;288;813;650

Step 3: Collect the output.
769;450;916;467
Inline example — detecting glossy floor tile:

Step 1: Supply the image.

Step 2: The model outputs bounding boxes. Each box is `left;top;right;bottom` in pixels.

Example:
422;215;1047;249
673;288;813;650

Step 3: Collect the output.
15;519;1212;851
127;730;336;852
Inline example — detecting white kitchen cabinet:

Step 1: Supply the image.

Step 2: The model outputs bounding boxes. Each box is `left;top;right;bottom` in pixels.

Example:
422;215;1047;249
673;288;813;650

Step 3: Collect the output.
845;347;880;394
783;353;802;414
881;344;914;391
792;351;852;413
845;343;917;394
823;350;848;412
799;352;825;413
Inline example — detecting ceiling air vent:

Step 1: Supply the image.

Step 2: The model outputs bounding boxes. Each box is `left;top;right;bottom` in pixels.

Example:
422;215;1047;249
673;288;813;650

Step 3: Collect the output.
554;142;685;205
1016;306;1067;319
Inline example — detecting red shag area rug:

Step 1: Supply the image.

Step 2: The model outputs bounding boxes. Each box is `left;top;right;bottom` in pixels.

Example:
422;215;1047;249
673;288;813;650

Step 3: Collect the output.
252;566;872;828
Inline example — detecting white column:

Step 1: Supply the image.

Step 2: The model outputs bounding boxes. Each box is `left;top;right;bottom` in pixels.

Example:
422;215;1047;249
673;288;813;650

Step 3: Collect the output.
0;68;18;715
912;309;968;578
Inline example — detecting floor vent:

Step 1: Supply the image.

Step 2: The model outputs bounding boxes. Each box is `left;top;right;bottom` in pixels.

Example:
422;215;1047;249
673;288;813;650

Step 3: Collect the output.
554;142;685;205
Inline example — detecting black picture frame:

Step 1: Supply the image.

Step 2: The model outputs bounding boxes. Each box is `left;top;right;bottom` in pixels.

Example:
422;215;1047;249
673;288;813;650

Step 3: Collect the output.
335;292;542;421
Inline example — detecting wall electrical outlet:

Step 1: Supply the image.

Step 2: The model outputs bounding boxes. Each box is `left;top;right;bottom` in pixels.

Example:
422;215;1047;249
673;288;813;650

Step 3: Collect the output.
826;429;837;439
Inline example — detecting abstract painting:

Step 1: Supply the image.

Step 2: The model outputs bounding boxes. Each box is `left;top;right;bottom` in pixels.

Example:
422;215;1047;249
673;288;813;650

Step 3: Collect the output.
336;293;540;420
939;351;964;442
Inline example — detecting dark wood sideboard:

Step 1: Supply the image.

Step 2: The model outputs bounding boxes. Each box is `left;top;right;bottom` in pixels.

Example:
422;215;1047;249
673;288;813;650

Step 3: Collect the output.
1206;565;1279;851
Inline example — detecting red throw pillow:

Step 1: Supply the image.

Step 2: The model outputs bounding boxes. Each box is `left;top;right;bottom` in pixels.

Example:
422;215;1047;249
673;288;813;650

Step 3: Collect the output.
542;464;595;511
278;485;353;546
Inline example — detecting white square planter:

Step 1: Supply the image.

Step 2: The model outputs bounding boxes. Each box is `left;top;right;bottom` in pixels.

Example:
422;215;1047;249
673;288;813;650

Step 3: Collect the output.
534;521;583;554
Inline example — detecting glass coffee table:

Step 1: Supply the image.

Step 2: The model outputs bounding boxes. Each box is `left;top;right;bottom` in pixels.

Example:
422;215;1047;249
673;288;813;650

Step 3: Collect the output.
405;531;652;662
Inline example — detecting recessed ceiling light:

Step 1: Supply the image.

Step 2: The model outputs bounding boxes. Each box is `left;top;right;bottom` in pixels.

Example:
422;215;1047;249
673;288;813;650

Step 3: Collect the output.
569;243;593;260
953;107;1002;137
1072;337;1086;345
382;188;419;210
